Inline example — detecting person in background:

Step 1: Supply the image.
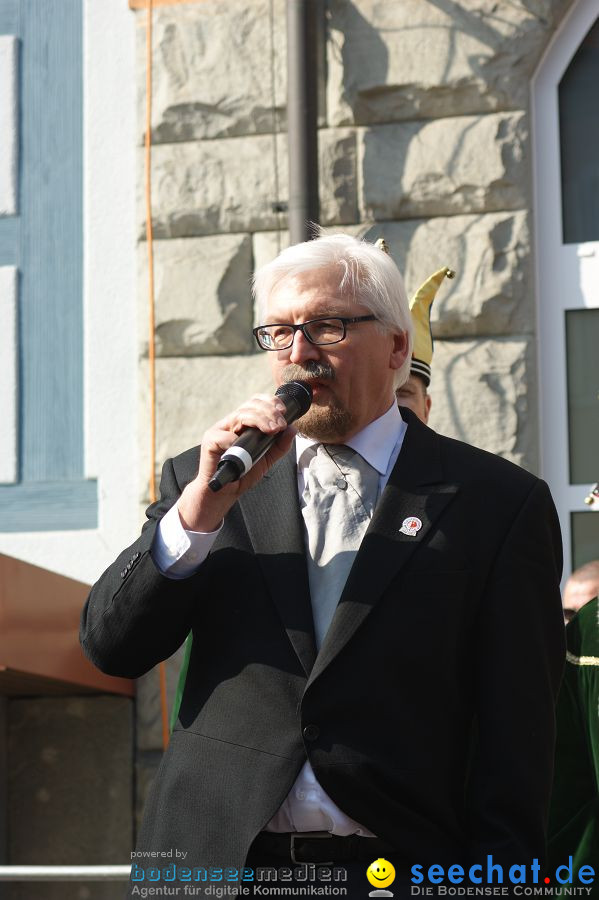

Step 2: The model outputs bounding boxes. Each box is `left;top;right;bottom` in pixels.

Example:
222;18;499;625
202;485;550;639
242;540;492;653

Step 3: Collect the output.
548;561;599;894
393;257;454;424
396;372;431;424
562;560;599;622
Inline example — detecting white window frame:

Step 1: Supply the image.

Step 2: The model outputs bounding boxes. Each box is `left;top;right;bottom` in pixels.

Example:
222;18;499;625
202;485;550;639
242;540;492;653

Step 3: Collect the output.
532;0;599;579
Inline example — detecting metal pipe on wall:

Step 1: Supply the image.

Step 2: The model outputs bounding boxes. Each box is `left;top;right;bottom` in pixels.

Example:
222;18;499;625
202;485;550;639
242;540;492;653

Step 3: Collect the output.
286;0;320;244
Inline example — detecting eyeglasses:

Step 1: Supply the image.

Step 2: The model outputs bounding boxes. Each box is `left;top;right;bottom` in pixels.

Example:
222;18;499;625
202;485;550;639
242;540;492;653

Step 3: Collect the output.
252;315;377;351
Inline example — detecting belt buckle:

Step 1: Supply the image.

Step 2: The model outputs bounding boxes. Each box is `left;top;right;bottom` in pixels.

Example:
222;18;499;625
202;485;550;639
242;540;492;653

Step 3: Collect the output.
290;831;333;866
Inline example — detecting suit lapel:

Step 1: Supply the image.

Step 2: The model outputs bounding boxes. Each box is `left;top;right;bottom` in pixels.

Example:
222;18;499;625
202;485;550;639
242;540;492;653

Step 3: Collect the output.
238;450;317;676
307;414;459;688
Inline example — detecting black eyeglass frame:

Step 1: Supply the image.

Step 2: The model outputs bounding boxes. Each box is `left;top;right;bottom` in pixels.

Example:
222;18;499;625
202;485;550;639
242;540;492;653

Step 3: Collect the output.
252;314;377;351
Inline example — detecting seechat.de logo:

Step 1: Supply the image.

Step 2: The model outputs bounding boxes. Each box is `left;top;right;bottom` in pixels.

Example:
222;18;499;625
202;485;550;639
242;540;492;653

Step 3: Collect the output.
410;855;595;891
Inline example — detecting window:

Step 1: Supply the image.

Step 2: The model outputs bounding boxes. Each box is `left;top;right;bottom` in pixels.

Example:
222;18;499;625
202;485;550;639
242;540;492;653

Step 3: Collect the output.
533;0;599;577
0;0;96;531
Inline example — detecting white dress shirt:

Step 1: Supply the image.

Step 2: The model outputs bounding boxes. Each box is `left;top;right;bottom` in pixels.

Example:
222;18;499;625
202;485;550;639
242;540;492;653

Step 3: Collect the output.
151;402;407;835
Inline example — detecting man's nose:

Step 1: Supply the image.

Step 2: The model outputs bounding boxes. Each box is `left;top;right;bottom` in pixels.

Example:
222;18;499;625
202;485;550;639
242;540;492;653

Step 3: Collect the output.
288;328;320;365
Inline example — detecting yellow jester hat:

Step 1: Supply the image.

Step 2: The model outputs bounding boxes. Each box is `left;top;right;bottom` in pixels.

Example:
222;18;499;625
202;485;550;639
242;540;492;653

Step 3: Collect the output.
375;239;454;387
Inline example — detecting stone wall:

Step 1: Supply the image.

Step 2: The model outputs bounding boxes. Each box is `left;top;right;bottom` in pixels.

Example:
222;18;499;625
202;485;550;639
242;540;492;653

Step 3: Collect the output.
134;0;575;804
137;0;574;481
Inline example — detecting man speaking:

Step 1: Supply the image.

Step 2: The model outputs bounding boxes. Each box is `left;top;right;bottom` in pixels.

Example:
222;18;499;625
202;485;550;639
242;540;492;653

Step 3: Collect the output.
81;234;565;895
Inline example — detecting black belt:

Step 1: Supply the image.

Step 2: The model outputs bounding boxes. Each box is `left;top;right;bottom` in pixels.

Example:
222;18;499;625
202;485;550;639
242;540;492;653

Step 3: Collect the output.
251;830;395;865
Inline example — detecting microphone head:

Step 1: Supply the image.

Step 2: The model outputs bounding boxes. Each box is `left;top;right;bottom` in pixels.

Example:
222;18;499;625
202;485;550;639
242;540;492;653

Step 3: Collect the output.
275;380;313;416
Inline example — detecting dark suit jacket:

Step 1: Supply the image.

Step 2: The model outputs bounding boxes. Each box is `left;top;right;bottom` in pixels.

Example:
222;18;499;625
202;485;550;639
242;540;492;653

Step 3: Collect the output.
80;410;565;885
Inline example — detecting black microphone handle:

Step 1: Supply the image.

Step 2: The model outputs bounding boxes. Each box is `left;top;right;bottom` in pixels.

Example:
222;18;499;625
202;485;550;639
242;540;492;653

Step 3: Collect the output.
208;382;312;493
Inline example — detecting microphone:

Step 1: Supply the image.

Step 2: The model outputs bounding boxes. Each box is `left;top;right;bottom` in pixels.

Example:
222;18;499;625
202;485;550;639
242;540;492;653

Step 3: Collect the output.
208;380;313;492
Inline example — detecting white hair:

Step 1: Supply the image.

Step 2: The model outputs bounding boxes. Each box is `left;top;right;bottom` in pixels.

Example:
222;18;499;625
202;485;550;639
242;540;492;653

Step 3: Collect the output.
252;233;413;388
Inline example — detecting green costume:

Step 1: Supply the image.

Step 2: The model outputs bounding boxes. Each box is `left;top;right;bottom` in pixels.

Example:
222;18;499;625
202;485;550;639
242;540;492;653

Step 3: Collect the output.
170;634;192;731
548;597;599;894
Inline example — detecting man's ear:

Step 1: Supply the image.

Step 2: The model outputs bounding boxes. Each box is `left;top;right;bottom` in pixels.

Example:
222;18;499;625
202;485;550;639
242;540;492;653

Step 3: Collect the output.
423;393;432;425
389;330;410;371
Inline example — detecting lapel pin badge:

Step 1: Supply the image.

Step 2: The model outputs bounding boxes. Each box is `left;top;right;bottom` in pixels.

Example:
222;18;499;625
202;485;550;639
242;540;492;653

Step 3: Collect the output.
400;516;422;536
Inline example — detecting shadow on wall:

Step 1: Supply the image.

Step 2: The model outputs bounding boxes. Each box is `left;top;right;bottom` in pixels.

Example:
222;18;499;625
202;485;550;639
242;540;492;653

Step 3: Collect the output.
328;0;558;123
423;0;574;99
331;0;572;225
327;0;389;123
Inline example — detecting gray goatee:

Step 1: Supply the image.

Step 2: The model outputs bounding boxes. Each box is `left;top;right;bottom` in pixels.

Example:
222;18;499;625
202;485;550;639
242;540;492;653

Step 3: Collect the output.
280;362;354;442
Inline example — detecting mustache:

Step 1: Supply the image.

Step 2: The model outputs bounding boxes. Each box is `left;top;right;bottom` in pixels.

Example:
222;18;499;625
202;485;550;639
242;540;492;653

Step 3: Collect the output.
281;362;335;383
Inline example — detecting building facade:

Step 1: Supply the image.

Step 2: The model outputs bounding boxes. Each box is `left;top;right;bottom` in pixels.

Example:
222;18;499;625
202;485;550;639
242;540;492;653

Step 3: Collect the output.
0;0;597;889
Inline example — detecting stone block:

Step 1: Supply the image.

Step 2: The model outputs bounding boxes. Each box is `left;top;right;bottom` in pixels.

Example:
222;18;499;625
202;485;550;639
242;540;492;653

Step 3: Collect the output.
327;0;570;125
139;128;357;238
359;112;528;220
137;0;287;144
138;355;273;501
360;211;533;336
8;696;133;900
428;337;537;472
138;234;254;356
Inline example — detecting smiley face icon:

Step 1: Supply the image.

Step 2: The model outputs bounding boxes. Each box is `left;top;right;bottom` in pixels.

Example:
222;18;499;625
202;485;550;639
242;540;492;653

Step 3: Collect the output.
366;857;396;894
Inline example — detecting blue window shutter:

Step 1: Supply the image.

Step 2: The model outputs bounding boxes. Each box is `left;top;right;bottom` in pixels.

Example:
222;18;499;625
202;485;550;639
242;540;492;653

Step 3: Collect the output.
0;0;97;531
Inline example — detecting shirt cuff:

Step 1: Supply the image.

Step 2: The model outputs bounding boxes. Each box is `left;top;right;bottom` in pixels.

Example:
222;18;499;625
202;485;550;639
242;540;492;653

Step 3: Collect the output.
150;502;223;579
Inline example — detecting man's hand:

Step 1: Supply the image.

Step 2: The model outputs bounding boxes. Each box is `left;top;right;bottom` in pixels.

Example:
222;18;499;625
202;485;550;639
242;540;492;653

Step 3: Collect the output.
177;394;296;533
